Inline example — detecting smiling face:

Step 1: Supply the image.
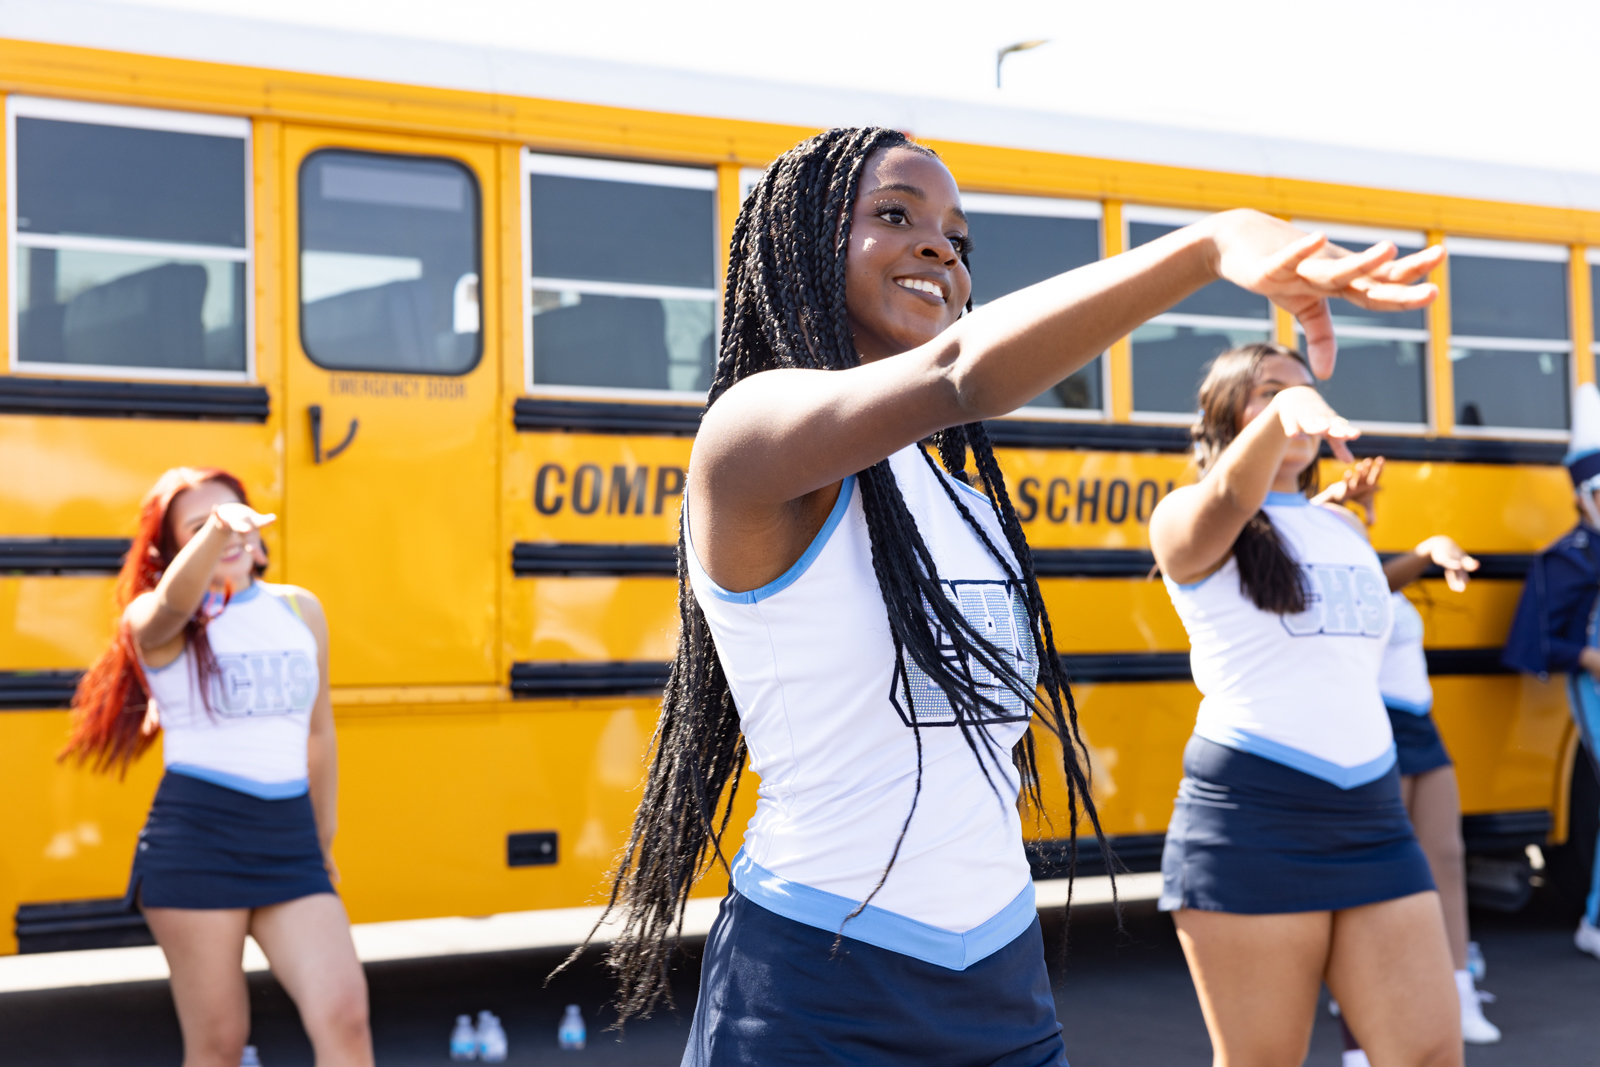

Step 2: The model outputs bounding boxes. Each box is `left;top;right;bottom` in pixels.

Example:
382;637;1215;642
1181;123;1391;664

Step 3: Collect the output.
1239;353;1320;480
166;479;257;591
843;147;973;363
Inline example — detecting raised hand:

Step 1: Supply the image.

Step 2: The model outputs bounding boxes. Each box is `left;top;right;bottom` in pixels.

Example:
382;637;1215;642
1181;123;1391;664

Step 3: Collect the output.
1209;211;1444;379
212;502;276;533
1314;456;1386;526
1270;385;1359;463
1417;534;1479;592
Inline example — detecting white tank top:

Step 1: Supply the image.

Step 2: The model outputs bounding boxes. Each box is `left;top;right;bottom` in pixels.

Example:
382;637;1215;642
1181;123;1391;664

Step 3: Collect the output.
687;444;1039;969
1164;492;1395;788
1379;592;1432;714
145;581;319;799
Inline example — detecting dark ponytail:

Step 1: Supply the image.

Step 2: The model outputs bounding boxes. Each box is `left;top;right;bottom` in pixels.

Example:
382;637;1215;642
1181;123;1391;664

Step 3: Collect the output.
1192;343;1318;614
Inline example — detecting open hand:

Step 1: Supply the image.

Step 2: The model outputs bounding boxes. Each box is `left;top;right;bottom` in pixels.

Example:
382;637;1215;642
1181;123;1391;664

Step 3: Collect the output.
1417;534;1478;592
212;502;276;533
1209;211;1443;379
1314;456;1385;525
1270;385;1359;463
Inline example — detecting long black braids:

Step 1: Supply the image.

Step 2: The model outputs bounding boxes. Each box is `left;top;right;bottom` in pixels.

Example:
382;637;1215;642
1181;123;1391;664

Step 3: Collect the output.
575;127;1112;1023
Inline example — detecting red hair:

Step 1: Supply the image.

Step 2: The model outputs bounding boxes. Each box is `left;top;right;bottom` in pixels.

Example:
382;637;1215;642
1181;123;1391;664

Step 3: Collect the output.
61;467;254;774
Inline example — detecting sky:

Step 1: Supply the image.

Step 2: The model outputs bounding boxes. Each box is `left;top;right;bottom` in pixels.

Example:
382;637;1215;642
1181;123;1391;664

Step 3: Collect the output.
95;0;1600;176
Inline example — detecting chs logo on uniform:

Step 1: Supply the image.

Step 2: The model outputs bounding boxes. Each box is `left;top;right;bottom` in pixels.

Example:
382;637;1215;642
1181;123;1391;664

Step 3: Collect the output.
890;579;1039;727
1281;565;1390;638
211;652;317;716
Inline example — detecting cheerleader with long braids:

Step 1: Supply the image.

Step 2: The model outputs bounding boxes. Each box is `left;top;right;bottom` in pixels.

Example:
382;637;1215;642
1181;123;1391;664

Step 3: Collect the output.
582;127;1441;1065
62;467;372;1067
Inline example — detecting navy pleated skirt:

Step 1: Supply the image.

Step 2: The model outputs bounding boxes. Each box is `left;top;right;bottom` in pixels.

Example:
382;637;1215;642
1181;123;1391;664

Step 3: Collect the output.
1159;736;1435;915
1387;706;1453;778
128;770;334;910
683;890;1067;1067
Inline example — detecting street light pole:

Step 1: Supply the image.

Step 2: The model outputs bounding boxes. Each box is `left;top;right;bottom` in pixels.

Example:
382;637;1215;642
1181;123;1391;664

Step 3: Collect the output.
996;39;1048;89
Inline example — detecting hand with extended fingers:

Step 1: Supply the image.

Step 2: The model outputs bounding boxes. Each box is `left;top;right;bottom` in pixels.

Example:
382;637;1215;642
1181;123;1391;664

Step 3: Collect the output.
1313;456;1386;526
211;502;276;534
1209;211;1444;380
1416;534;1479;593
1269;385;1359;463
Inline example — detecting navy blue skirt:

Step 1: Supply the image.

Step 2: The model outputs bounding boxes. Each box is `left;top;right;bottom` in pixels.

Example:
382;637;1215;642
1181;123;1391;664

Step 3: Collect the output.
1387;706;1453;777
1159;736;1434;915
683;890;1067;1067
128;770;334;910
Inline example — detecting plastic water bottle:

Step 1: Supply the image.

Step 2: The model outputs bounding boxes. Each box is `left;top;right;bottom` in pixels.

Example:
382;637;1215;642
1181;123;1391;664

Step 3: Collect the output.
1467;941;1487;981
450;1014;478;1060
558;1004;586;1050
239;1047;261;1067
477;1011;508;1063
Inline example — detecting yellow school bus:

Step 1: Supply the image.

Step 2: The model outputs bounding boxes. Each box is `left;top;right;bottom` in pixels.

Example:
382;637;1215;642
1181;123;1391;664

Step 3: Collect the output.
2;6;1594;954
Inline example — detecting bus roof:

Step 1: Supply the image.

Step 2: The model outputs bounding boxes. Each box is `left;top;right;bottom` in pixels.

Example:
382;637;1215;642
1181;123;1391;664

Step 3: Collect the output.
8;0;1600;216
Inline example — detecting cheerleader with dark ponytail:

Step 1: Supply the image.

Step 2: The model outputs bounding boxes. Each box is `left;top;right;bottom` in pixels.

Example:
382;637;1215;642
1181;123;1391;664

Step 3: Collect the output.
590;127;1438;1064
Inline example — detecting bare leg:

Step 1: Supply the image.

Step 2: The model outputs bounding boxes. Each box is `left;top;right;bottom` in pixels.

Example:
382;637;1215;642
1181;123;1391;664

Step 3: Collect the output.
1402;767;1469;970
250;894;373;1067
143;906;252;1067
1326;892;1461;1067
1172;908;1330;1067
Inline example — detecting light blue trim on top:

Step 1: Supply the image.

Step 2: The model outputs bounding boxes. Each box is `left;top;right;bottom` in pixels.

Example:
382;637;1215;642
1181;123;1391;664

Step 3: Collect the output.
729;849;1036;971
228;582;262;604
690;476;856;604
1194;724;1396;789
168;763;309;800
1383;695;1434;715
1264;491;1308;507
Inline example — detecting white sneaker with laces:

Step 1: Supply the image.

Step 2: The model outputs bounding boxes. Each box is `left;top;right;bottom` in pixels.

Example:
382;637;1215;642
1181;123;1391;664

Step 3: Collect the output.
1456;969;1501;1044
1577;917;1600;961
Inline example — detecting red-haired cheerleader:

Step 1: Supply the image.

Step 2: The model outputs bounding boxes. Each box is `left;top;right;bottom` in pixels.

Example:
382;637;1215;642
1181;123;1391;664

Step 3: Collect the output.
63;468;372;1067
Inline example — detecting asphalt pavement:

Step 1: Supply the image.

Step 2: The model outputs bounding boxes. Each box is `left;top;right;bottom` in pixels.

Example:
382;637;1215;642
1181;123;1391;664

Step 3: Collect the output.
4;892;1598;1065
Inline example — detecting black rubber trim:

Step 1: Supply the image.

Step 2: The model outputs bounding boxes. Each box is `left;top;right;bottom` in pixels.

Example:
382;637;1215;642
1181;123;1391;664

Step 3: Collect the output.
0;670;82;710
1461;809;1552;852
1061;652;1193;683
1322;434;1565;466
513;542;676;577
1027;832;1167;880
984;420;1191;452
0;376;270;422
0;537;130;574
510;661;672;698
1424;648;1515;676
1032;549;1156;578
1378;552;1534;580
514;397;702;436
15;898;153;954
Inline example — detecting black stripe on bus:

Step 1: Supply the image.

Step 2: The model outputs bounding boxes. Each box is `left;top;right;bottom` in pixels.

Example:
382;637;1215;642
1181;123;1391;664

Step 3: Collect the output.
0;670;81;710
512;399;1566;464
1424;648;1515;675
1376;553;1534;580
513;542;676;576
0;537;131;574
510;661;673;698
14;898;153;954
0;376;270;422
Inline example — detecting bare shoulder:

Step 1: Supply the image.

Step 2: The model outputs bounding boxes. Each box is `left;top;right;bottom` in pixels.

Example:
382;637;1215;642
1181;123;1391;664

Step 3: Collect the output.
265;583;328;632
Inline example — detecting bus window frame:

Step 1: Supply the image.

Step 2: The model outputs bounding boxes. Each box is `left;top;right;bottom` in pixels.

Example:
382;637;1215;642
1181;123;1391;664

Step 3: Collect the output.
962;191;1109;425
296;146;484;378
1289;219;1432;435
1445;235;1574;443
519;149;720;401
5;94;255;384
1122;204;1275;424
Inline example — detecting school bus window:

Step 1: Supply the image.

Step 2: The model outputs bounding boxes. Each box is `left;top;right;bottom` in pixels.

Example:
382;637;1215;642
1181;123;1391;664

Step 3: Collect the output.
8;97;250;377
299;150;481;375
1446;237;1571;431
1125;206;1272;416
963;193;1104;414
524;152;717;394
1293;222;1429;427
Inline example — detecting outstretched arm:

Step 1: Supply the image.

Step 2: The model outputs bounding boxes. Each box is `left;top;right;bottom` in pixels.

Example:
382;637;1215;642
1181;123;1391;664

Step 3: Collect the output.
696;211;1440;515
1384;536;1479;593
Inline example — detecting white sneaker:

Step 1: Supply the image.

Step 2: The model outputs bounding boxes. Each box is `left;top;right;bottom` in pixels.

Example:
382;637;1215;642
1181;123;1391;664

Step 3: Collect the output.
1456;969;1501;1045
1341;1050;1371;1067
1578;917;1600;961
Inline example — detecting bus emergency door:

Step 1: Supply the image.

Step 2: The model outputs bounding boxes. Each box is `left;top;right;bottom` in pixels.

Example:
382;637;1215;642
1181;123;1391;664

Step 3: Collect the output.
281;127;500;687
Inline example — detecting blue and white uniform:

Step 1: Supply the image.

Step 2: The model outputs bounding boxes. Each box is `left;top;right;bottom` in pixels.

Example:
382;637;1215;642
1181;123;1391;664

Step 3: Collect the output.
1381;592;1454;776
129;582;334;910
1159;491;1434;914
681;445;1065;1066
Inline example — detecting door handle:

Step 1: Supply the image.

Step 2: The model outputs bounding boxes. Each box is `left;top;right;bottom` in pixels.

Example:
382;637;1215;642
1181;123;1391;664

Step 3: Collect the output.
309;404;359;465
